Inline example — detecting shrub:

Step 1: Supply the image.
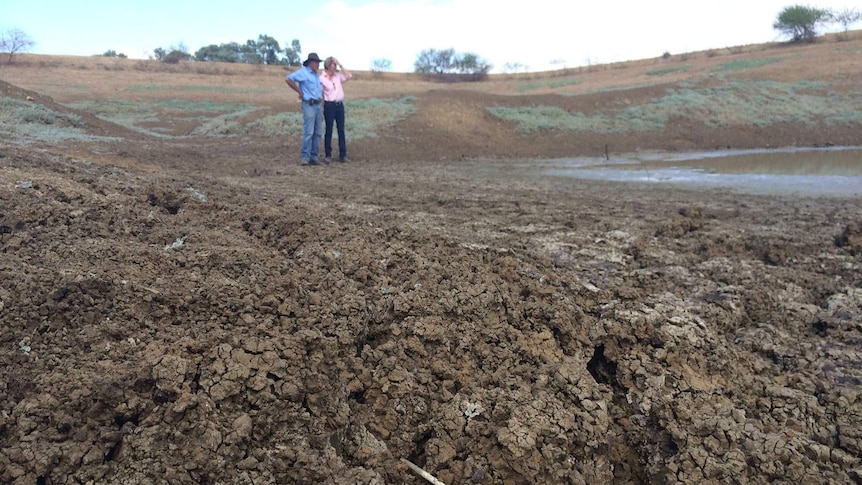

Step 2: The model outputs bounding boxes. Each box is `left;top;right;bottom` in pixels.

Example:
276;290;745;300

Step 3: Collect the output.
773;5;830;42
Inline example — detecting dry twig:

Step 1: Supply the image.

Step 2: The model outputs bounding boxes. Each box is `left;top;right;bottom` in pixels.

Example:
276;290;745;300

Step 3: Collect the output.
400;458;446;485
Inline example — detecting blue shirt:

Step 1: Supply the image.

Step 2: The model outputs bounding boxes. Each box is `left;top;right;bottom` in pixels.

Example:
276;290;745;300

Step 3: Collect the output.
286;66;323;101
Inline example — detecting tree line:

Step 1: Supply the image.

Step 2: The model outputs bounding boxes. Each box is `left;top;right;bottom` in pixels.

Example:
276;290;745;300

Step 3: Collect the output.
412;48;492;77
150;38;493;77
153;35;303;65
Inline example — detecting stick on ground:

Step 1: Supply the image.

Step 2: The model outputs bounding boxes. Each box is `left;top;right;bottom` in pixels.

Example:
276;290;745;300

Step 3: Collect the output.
400;458;446;485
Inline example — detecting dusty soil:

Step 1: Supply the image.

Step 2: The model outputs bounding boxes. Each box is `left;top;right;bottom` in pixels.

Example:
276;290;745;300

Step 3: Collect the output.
1;35;862;484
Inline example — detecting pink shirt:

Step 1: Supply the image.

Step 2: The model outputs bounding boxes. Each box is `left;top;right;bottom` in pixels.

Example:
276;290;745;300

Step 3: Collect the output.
321;72;352;102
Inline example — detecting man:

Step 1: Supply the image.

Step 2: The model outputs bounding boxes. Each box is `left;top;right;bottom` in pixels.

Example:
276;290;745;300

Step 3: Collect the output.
321;56;353;163
285;53;324;165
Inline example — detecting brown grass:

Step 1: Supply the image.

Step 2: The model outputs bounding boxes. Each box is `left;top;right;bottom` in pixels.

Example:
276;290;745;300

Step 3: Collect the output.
1;29;860;103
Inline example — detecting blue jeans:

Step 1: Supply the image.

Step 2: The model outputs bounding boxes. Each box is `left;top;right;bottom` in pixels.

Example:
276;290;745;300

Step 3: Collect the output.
324;101;347;158
301;101;323;161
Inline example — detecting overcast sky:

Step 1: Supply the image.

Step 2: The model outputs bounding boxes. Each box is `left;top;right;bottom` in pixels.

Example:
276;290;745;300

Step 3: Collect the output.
2;0;857;72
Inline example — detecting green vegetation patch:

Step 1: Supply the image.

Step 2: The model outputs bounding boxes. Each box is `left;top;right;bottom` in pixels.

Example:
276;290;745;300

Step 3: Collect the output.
0;97;120;144
713;57;785;73
657;80;854;127
0;98;82;127
488;79;861;133
191;108;262;137
247;96;417;139
244;112;304;137
344;97;417;139
128;84;273;95
574;82;657;96
646;65;691;76
517;78;582;92
68;96;415;139
488;106;665;133
68;98;262;138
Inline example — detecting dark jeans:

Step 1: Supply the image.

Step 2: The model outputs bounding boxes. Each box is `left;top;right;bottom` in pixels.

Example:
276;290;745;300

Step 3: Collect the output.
324;101;347;158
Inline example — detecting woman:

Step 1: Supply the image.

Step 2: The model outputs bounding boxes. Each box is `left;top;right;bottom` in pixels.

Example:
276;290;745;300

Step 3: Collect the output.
321;56;353;163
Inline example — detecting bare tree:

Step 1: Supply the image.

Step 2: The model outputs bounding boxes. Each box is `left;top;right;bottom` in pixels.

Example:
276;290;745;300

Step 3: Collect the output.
501;62;528;74
414;48;491;76
0;28;35;63
371;58;392;72
830;7;861;36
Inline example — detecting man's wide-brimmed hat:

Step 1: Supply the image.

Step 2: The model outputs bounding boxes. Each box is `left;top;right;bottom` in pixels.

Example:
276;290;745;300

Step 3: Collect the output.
303;53;322;66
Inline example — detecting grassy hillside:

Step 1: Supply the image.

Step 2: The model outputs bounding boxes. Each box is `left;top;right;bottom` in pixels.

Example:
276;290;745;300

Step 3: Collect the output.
1;30;861;159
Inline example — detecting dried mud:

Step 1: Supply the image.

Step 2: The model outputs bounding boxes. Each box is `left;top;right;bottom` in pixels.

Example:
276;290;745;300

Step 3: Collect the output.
1;71;862;484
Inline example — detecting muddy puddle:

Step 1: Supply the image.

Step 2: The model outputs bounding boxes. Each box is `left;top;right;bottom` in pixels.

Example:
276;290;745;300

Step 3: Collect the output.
547;146;862;197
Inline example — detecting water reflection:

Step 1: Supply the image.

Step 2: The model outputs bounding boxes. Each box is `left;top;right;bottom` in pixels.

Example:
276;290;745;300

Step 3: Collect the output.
548;146;862;197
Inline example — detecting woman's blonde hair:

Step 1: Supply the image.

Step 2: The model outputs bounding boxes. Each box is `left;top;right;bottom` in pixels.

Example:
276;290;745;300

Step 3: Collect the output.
324;57;335;70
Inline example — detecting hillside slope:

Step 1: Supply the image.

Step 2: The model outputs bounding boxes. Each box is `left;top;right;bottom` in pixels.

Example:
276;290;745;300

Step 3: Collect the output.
2;30;861;161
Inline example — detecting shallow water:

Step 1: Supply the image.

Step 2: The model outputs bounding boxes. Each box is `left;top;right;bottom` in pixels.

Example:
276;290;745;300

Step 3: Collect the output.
547;146;862;197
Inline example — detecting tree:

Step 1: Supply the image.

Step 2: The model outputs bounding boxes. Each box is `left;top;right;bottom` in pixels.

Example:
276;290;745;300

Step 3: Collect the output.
414;48;492;81
454;52;492;75
193;36;296;64
830;7;861;33
99;50;127;58
0;28;35;64
195;43;242;63
241;40;263;64
414;48;491;76
255;34;281;65
773;5;831;43
195;41;258;63
154;43;192;63
414;48;456;74
371;58;392;72
501;62;528;74
283;39;301;66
